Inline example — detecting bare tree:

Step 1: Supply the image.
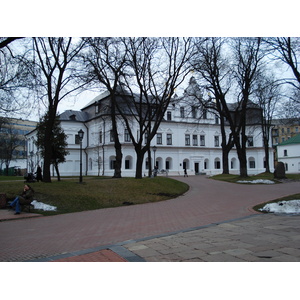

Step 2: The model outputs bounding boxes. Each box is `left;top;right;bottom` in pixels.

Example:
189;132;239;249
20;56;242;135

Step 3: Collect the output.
0;37;34;115
229;37;266;177
192;37;234;174
253;72;281;172
0;121;21;174
32;37;87;182
265;37;300;89
82;37;127;178
117;37;196;178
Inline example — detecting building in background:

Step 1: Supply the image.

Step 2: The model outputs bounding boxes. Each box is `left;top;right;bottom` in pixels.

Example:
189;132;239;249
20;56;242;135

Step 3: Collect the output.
0;118;37;175
272;118;300;146
276;133;300;174
26;87;274;178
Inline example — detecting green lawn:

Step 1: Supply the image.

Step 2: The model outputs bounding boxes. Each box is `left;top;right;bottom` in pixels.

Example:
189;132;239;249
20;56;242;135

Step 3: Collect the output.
210;172;300;184
1;176;189;216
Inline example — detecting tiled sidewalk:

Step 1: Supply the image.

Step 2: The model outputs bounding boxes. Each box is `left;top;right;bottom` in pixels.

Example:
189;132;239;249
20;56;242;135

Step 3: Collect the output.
123;214;300;262
1;176;299;262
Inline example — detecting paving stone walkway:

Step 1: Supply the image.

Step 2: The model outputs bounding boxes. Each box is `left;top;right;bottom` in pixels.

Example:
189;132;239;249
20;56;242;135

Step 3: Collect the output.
0;175;299;262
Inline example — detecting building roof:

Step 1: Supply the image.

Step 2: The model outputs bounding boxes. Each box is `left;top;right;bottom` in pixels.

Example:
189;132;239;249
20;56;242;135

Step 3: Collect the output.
278;133;300;146
59;110;89;122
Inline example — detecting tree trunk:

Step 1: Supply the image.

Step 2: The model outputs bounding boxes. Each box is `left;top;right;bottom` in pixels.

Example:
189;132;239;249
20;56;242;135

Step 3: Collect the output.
54;162;61;181
237;147;248;178
222;149;230;174
135;147;146;179
263;137;271;173
42;107;58;183
113;143;122;178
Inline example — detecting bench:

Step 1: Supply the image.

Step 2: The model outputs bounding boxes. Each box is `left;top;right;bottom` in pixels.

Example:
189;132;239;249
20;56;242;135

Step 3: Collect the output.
20;203;34;212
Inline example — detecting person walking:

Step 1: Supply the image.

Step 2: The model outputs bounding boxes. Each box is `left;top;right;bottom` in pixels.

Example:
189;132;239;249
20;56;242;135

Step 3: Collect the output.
184;168;188;177
10;184;34;215
36;165;43;182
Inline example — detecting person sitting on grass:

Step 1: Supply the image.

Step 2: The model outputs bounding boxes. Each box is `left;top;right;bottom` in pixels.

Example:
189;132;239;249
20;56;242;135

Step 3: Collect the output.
10;184;34;215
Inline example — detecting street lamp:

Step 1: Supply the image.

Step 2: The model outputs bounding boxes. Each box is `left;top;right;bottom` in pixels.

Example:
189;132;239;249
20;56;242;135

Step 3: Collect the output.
78;129;84;183
152;146;157;177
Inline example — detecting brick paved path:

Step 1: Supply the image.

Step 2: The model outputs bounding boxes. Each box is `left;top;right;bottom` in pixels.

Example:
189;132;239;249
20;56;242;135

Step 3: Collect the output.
0;176;299;261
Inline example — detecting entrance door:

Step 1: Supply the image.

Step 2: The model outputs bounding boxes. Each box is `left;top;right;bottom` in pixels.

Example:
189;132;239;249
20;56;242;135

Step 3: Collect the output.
194;163;199;174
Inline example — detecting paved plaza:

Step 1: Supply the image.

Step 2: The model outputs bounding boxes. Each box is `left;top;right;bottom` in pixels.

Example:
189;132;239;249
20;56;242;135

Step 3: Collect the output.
0;175;299;262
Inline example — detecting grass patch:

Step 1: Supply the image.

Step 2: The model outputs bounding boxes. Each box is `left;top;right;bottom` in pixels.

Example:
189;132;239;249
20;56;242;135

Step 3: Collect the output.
0;176;24;181
1;176;189;216
253;193;300;213
210;172;300;184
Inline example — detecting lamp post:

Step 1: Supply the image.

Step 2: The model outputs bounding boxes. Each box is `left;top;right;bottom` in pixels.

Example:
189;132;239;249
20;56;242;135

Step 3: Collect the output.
152;146;157;177
78;129;84;183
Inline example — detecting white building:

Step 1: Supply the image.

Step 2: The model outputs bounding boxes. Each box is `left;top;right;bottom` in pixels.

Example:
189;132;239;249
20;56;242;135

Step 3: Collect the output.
26;83;274;177
276;133;300;174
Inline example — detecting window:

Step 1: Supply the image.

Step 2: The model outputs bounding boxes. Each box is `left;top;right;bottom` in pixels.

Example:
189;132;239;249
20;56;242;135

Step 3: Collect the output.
191;106;197;118
296;127;299;132
215;115;219;124
249;160;255;168
180;107;185;118
166;160;170;170
157;133;162;145
75;134;80;145
185;134;190;146
281;128;285;134
193;135;198;146
284;149;288;156
144;131;148;144
214;136;219;147
203;109;207;119
249;157;255;169
247;136;254;147
125;160;130;169
110;130;114;142
287;128;290;134
200;135;205;146
167;134;172;145
110;159;116;169
167;111;172;121
99;131;103;144
214;159;221;169
124;129;131;142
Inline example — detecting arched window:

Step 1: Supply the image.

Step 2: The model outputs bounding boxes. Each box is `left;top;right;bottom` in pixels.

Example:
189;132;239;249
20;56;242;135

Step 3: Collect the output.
231;158;237;169
166;157;172;170
89;158;93;170
109;156;116;169
214;158;221;169
125;155;133;169
204;159;209;169
183;159;189;170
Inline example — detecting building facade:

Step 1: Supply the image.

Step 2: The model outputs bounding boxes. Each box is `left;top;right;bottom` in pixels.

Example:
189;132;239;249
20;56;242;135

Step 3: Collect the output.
272;118;300;146
0;117;37;174
26;88;274;177
276;133;300;174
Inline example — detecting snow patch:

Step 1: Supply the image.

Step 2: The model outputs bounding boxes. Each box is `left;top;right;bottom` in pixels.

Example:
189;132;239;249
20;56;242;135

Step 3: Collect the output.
259;200;300;214
237;179;275;184
31;200;57;211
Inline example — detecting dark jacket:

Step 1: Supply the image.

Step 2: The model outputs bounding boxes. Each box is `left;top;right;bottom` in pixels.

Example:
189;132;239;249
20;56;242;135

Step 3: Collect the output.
19;189;34;204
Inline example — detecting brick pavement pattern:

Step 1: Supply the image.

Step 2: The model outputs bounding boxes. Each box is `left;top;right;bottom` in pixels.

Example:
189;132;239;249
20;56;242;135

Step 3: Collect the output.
51;249;127;262
0;176;299;262
124;214;300;262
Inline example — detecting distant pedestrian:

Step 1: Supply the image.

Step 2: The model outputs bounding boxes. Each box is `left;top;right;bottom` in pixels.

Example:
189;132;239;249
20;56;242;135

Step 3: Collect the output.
184;168;188;177
36;165;43;182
